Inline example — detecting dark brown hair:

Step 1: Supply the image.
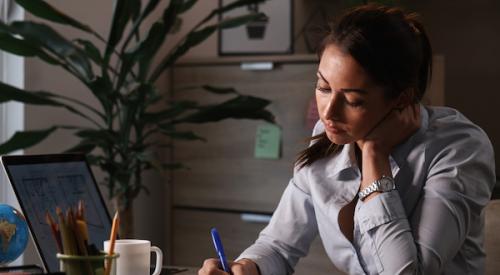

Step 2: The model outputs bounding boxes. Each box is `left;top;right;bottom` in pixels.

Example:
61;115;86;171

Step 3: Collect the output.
296;4;433;168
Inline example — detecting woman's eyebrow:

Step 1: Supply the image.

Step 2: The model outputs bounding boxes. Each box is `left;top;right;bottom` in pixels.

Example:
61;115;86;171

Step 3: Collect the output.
340;88;368;94
316;71;368;94
316;71;329;84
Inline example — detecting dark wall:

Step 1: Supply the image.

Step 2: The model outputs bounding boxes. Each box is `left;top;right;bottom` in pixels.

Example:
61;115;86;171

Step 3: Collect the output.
407;0;500;175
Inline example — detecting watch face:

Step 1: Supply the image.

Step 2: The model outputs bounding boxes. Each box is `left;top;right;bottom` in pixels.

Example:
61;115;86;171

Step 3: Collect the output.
380;177;395;191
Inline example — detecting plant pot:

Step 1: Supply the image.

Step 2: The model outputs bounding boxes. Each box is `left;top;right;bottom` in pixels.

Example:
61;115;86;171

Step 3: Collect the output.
246;15;269;39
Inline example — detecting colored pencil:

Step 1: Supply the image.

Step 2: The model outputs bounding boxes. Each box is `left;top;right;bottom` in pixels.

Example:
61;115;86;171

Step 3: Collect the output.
104;212;119;275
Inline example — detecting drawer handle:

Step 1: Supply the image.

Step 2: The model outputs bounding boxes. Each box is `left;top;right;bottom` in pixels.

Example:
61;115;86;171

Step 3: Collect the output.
240;213;272;224
240;62;274;71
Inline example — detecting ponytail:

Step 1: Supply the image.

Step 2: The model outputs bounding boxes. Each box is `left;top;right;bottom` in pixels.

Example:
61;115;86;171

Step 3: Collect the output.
408;19;433;101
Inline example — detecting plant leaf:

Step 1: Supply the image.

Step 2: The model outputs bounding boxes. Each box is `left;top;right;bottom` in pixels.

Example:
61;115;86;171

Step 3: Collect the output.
85;154;105;166
105;0;141;62
133;21;163;79
201;85;239;95
75;129;119;144
0;32;37;56
0;23;60;65
88;76;115;115
14;0;94;33
0;82;101;125
0;82;69;106
213;0;267;15
157;128;206;141
64;140;97;154
118;0;164;55
10;21;94;81
141;100;198;124
0;32;55;63
144;159;187;171
122;0;183;81
149;25;216;82
0;127;57;155
74;39;103;65
175;95;275;123
179;0;198;14
200;0;267;26
131;0;142;22
141;0;162;20
218;13;264;29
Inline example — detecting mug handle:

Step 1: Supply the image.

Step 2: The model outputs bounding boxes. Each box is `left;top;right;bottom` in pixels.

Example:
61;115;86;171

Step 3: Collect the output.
151;246;163;275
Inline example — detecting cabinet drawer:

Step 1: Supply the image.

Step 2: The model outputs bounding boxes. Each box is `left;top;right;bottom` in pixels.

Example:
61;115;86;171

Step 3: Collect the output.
172;62;317;212
172;208;344;275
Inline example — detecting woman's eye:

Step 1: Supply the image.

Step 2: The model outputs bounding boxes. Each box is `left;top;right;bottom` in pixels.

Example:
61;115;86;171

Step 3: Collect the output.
316;86;331;93
347;100;363;107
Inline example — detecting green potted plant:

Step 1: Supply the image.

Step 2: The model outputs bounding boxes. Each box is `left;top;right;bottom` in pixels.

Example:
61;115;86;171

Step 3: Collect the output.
0;0;273;237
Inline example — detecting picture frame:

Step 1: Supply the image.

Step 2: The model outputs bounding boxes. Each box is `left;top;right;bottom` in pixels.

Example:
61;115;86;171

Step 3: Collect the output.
218;0;294;56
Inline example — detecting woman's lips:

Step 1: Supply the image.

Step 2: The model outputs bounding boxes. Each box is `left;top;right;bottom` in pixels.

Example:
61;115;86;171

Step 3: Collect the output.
325;125;346;134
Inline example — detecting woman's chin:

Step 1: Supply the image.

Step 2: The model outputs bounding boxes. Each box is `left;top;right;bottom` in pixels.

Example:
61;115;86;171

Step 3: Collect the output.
325;131;353;145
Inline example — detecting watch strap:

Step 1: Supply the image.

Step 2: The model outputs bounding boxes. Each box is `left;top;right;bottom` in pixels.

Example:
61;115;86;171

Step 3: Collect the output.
358;175;394;200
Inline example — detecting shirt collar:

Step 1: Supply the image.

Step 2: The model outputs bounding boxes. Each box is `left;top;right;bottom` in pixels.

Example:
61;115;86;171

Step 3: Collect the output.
324;143;357;178
389;104;429;175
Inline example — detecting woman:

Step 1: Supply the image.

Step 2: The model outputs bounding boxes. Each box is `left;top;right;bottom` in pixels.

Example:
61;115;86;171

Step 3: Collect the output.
199;4;495;275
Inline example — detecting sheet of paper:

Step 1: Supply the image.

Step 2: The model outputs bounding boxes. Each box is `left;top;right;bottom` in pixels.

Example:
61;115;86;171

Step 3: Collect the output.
254;123;281;159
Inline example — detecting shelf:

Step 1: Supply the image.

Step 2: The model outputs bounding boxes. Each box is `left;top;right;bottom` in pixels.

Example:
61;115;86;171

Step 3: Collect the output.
176;54;318;66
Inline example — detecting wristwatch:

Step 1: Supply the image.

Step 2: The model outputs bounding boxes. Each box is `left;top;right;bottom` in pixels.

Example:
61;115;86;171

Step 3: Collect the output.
358;175;395;200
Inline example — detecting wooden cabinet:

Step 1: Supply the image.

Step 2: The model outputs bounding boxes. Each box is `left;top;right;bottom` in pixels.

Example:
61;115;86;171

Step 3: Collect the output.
170;56;343;274
171;56;318;213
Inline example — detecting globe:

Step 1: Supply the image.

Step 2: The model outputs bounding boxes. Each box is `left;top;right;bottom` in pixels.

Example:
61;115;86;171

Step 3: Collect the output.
0;204;29;265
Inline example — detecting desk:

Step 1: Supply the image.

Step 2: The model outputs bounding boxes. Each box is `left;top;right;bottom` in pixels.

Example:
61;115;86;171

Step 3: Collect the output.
164;266;197;275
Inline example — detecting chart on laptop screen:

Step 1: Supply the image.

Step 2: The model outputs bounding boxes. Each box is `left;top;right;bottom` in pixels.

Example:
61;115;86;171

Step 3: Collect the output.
2;156;111;272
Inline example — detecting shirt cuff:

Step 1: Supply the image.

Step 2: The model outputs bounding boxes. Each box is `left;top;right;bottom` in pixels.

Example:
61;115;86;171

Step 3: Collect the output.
237;242;291;275
235;254;267;275
356;190;407;234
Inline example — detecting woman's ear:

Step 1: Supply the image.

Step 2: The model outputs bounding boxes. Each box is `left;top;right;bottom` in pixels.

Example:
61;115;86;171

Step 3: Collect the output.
395;88;417;109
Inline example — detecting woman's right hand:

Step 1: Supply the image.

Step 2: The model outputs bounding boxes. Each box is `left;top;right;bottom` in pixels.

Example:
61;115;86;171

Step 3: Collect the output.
198;258;260;275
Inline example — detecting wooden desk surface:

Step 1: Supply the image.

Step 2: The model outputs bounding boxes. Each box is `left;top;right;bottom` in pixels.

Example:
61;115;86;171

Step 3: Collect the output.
165;265;198;275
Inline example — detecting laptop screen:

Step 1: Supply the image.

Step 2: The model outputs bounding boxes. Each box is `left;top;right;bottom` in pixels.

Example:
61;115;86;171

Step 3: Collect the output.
1;154;112;272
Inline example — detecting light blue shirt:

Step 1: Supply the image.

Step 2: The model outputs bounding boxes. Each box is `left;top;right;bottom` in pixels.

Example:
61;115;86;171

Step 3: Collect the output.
237;106;496;275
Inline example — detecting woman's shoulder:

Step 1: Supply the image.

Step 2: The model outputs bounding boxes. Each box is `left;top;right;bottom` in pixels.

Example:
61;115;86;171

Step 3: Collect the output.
423;105;493;158
425;106;490;143
421;106;495;203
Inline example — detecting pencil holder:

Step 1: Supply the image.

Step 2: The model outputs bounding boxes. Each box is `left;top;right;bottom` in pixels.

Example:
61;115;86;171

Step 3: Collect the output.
57;252;119;275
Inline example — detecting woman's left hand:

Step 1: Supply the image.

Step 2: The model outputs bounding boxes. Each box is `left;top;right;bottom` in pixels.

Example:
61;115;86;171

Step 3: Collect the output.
357;104;421;157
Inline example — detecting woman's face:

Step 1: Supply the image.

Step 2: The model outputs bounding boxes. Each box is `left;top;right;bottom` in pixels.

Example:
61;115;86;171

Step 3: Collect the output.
316;44;397;145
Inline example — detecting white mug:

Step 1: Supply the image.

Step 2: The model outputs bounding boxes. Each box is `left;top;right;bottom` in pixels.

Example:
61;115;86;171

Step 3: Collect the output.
104;239;163;275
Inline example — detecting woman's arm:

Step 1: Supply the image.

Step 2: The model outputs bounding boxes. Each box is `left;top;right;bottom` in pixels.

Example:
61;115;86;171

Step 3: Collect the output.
198;175;319;275
357;105;421;201
355;105;495;274
236;177;319;275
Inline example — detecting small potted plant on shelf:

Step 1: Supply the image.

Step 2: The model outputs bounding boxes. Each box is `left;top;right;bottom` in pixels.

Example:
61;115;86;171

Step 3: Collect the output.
0;0;273;237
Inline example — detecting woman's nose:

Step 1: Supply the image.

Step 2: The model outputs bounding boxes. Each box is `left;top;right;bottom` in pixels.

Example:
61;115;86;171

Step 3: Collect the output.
324;94;342;121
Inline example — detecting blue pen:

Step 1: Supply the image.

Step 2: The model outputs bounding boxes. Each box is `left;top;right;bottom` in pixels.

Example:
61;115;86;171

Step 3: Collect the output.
211;227;231;274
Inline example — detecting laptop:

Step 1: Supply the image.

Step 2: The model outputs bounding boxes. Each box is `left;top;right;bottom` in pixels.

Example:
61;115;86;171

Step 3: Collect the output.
0;154;112;272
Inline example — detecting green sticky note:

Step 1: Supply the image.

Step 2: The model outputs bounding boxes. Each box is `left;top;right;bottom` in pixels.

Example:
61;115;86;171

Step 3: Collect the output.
254;123;281;159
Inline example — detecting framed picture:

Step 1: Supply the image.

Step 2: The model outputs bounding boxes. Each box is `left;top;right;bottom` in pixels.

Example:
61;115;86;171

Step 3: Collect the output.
218;0;293;56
